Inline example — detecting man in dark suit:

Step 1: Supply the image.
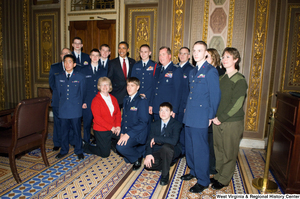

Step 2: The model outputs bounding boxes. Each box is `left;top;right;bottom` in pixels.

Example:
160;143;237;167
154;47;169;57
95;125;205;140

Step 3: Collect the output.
107;41;136;109
49;48;72;151
144;102;182;186
55;54;86;160
177;47;194;155
81;49;107;143
181;41;221;193
71;37;90;68
116;77;148;170
99;44;111;76
149;47;183;121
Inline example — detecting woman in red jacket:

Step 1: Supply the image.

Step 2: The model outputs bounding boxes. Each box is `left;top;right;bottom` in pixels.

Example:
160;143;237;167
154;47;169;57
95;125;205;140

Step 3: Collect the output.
83;77;121;157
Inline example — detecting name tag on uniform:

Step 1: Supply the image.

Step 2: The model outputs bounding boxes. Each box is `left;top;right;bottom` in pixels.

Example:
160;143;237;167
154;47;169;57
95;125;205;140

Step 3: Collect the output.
147;66;154;71
165;73;173;78
72;80;80;83
86;75;92;78
54;72;59;75
130;106;138;111
136;68;141;71
197;74;205;78
60;80;65;82
84;61;89;65
183;74;188;78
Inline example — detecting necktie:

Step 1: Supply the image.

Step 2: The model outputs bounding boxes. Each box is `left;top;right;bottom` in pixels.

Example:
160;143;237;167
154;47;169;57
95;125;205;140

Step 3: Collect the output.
93;67;96;74
161;123;166;135
127;97;130;105
123;58;127;80
76;55;80;65
143;63;146;68
161;66;164;73
102;61;105;68
67;73;70;80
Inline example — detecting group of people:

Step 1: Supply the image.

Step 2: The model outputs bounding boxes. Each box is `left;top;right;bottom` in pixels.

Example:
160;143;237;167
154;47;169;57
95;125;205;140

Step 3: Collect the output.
49;37;248;193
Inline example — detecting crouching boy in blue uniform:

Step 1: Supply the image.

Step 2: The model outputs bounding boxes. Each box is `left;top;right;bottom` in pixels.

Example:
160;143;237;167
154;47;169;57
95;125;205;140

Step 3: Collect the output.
116;77;149;170
144;102;182;185
55;54;86;160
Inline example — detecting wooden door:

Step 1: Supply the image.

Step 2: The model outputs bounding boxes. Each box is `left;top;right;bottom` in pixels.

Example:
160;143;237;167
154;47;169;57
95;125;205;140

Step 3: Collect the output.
69;20;116;59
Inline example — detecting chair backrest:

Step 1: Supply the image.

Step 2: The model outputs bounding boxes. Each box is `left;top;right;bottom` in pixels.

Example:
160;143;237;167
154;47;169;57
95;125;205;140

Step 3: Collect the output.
13;97;50;139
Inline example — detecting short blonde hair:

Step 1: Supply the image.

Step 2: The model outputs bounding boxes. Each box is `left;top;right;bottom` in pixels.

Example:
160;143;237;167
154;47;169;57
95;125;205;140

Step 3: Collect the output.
97;77;113;92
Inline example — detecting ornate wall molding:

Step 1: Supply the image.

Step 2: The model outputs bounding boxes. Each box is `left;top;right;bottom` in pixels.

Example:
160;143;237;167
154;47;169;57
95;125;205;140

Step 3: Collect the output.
134;16;150;60
245;0;270;131
0;0;4;110
23;0;31;99
226;0;235;46
202;0;209;42
171;0;185;62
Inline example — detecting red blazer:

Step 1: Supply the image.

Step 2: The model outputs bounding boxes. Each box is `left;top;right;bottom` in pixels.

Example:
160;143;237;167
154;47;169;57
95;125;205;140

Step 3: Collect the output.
91;92;121;131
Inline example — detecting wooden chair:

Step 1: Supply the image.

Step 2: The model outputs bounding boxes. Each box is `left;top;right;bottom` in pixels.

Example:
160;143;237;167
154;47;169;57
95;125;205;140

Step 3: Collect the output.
0;97;50;183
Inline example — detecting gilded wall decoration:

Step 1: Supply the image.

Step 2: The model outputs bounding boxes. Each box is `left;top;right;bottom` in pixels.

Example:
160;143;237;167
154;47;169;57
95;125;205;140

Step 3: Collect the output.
281;5;300;92
227;0;235;47
128;8;157;61
210;8;227;34
171;0;185;62
134;17;150;61
23;0;31;99
202;0;210;42
0;0;4;110
245;0;270;131
41;21;52;72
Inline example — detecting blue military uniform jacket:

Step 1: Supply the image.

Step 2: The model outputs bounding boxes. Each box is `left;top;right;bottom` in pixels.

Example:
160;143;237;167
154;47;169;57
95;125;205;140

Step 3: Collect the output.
145;117;182;158
178;61;194;113
121;92;149;144
55;71;86;119
72;51;90;68
131;60;157;99
80;63;107;106
183;61;221;128
150;62;183;114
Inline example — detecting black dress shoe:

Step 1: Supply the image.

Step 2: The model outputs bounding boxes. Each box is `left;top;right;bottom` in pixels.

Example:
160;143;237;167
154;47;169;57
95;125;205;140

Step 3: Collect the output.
53;146;60;151
180;173;195;181
160;173;169;186
55;153;66;159
211;181;226;190
210;177;217;184
189;183;208;193
132;156;143;170
77;153;84;160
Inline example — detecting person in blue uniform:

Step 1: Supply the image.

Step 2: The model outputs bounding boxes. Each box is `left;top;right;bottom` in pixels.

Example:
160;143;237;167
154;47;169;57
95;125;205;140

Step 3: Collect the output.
55;54;86;160
144;102;182;186
116;77;149;170
49;48;72;151
177;47;194;155
181;41;221;193
149;47;183;121
71;37;90;68
107;41;136;109
81;49;107;143
99;44;111;75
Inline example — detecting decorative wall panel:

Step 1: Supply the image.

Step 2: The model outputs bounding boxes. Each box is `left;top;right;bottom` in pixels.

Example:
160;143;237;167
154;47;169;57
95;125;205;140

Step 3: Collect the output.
0;0;4;110
245;0;270;131
24;0;31;99
281;5;300;92
126;5;157;61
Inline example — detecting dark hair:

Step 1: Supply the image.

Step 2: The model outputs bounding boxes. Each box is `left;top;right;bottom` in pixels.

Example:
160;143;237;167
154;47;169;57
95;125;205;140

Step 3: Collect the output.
140;44;151;50
179;47;190;54
90;48;100;55
160;102;173;112
100;44;110;51
72;37;82;44
159;46;172;55
222;47;241;71
207;48;220;67
127;77;140;86
119;41;129;49
194;41;207;50
63;54;76;63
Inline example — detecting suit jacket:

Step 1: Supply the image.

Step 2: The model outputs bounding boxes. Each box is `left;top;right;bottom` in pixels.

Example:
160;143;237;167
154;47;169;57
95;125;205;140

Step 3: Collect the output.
72;51;90;68
145;117;182;158
183;61;221;128
101;59;110;76
55;71;86;119
178;62;194;113
49;62;64;107
121;92;149;144
80;62;107;106
108;56;136;105
131;60;157;99
150;62;183;114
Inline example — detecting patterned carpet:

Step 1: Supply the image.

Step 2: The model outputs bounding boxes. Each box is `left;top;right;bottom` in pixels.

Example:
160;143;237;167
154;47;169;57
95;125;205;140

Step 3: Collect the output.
0;122;284;198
